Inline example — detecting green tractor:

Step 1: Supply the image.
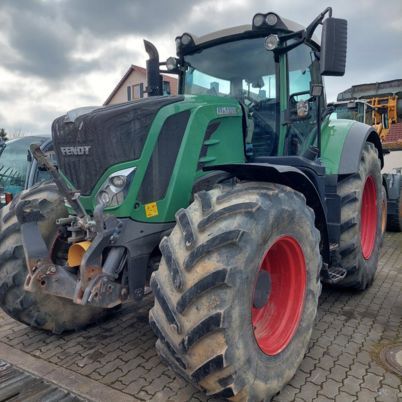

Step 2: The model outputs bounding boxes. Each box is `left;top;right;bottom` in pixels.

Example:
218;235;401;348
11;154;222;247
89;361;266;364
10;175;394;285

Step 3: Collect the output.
0;8;384;400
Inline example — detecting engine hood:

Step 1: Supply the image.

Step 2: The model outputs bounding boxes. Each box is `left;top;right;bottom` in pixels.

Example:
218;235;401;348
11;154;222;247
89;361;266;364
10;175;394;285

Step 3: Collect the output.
52;96;184;195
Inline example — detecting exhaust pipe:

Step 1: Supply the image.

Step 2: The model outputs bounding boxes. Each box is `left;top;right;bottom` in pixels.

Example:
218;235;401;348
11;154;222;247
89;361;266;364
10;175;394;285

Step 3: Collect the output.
144;39;163;97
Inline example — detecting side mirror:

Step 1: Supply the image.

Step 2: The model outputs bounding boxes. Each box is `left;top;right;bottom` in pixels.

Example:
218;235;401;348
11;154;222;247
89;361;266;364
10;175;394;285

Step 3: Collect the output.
320;17;347;76
144;40;163;96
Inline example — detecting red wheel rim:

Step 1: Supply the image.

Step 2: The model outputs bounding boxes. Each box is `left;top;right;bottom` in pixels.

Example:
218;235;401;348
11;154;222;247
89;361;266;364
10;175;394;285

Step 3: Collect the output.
252;236;306;356
360;176;377;260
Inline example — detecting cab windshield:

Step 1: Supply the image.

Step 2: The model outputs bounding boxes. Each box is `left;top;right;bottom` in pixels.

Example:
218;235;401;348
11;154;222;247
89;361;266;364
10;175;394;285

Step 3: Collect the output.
182;37;321;157
183;37;277;101
330;103;372;125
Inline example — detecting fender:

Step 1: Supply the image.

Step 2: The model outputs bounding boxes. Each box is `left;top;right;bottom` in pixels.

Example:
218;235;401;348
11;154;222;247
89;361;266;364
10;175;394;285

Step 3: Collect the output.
205;163;330;263
338;122;383;175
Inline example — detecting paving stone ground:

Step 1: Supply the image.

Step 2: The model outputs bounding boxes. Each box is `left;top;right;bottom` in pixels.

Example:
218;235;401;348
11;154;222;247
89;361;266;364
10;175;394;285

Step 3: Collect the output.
0;232;401;402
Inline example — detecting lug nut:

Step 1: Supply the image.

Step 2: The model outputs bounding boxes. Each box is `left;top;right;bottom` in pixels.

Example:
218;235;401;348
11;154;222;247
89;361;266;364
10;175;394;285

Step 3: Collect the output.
121;288;128;300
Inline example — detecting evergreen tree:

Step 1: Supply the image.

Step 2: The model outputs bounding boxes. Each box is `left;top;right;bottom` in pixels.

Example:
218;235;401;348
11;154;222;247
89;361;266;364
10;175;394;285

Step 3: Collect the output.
0;128;8;142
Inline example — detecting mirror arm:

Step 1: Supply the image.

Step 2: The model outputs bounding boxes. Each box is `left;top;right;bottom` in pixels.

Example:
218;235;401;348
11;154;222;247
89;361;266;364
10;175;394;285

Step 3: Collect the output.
275;32;305;55
305;39;320;52
306;7;332;40
279;29;304;41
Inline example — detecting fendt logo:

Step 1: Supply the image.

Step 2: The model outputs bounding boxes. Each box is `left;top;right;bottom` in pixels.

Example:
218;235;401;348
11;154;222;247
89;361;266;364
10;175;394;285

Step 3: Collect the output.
60;146;91;156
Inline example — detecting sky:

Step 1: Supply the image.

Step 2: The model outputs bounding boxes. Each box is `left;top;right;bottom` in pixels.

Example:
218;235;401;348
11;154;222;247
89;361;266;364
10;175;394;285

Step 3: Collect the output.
0;0;401;136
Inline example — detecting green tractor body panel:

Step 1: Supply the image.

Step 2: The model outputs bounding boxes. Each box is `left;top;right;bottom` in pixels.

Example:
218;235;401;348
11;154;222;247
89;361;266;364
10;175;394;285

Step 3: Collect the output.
320;118;355;175
63;95;245;222
59;98;371;221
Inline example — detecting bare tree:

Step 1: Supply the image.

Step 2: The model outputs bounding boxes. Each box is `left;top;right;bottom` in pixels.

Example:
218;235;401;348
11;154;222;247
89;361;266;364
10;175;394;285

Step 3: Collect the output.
8;129;25;139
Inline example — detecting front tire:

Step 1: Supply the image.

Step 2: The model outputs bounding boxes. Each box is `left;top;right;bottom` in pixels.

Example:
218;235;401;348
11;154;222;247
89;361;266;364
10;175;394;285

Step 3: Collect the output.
336;142;382;289
0;181;109;333
149;182;321;401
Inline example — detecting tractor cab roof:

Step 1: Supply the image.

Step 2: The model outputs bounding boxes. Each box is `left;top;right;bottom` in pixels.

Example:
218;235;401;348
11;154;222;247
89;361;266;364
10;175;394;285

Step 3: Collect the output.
176;13;320;55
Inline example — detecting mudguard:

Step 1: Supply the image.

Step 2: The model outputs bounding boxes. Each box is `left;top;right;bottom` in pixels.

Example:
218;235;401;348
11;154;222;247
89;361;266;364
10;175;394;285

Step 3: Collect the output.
205;162;330;263
338;122;383;174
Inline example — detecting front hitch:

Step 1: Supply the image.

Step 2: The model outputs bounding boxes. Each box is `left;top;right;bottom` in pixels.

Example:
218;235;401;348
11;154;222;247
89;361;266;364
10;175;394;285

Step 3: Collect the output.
19;147;128;308
18;198;127;308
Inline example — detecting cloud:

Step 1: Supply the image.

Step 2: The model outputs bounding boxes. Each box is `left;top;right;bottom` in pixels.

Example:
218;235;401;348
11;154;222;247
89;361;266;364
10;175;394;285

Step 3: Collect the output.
1;1;99;80
61;0;207;37
0;0;401;133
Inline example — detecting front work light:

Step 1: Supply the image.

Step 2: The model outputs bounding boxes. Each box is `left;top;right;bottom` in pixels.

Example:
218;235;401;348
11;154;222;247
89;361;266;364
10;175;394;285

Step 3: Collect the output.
253;14;265;27
265;34;280;51
266;13;278;26
166;57;178;71
181;34;192;46
252;12;281;29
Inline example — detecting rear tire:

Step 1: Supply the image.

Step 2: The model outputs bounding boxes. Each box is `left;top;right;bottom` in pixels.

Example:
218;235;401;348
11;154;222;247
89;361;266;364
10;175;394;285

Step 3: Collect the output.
336;142;382;289
149;182;321;401
386;178;402;232
0;181;109;333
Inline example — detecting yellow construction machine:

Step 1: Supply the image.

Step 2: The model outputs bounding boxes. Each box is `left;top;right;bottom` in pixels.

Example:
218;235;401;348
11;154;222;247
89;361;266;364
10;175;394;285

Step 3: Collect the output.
370;95;401;150
336;79;402;150
332;79;402;231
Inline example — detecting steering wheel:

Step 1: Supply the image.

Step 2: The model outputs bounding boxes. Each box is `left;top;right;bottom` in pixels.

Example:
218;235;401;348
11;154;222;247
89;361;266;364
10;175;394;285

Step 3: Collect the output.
243;95;260;110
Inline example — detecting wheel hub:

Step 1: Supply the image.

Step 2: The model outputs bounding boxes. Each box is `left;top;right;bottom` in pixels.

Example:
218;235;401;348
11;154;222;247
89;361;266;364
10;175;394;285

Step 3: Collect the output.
252;236;306;356
253;270;271;309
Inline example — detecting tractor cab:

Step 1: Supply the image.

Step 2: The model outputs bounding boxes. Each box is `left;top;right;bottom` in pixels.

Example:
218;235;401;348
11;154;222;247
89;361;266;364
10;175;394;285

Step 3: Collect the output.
178;26;322;159
149;9;347;161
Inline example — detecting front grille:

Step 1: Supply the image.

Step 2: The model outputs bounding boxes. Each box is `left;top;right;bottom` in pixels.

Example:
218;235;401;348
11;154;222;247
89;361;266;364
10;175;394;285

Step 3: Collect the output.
137;110;191;204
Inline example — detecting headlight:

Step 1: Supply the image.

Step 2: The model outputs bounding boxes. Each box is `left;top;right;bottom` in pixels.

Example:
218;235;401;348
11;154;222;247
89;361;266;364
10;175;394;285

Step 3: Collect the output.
110;175;126;188
96;167;136;208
